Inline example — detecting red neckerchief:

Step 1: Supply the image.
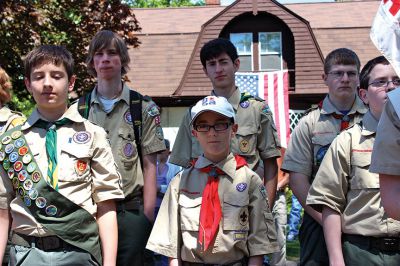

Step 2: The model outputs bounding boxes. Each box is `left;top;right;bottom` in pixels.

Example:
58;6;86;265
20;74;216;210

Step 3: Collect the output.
197;155;247;251
318;100;355;131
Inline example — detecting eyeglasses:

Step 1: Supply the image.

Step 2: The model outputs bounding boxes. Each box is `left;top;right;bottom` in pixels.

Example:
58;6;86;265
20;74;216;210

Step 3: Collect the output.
194;122;231;132
327;71;358;79
368;79;400;88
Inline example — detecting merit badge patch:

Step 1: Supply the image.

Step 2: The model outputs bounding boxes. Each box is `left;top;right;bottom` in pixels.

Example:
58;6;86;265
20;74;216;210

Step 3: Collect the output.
23;196;31;207
18;146;28;156
15;138;25;148
239;140;250;153
46;205;57;216
154;115;161;126
18;170;28;182
26;162;37;173
31;171;41;183
5;144;14;154
73;131;91;144
239;208;249;226
22;154;32;164
240;100;250;109
23;179;33;191
14;161;23;172
1;135;11;145
234;231;246;241
28;189;38;200
259;185;267;199
11;131;22;140
236;182;247;192
76;160;88;175
9;152;18;163
124;111;133;125
156;126;164;140
7;169;14;179
123;143;135;158
35;197;47;209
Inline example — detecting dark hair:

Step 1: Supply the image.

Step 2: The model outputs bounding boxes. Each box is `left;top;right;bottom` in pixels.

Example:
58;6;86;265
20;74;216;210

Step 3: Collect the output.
200;38;239;68
359;56;390;90
0;67;12;104
164;139;170;150
86;30;130;77
324;48;361;74
24;45;74;80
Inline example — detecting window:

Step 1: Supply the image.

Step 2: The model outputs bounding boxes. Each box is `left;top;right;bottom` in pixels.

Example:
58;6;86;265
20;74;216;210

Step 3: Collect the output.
259;32;282;71
230;33;253;71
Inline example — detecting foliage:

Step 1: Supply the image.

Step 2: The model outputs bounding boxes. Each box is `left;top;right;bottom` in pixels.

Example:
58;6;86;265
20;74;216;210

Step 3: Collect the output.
124;0;205;7
0;0;141;115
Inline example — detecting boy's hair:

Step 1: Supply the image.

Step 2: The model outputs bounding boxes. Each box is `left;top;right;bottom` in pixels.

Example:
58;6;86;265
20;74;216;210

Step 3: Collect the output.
0;67;12;104
200;38;239;68
359;56;390;91
24;45;74;80
86;30;130;77
324;48;361;74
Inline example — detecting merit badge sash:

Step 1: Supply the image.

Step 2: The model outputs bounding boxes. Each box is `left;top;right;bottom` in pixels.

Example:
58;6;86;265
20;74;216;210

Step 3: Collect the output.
0;126;102;264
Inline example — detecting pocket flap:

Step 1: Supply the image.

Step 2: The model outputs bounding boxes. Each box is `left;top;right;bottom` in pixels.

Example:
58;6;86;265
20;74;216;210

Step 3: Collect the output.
311;134;336;146
178;194;202;208
236;126;257;137
351;151;371;168
61;144;92;158
223;193;248;207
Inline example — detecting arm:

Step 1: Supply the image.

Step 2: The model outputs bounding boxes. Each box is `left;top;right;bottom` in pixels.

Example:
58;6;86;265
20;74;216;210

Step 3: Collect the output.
169;110;193;168
380;174;400;220
143;153;157;222
263;158;278;208
322;206;345;266
248;255;263;266
96;200;117;266
290;172;322;224
169;258;181;266
277;172;289;191
0;209;9;263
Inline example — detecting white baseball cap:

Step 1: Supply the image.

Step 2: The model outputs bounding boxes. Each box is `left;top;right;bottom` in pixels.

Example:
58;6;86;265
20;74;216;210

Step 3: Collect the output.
190;96;236;125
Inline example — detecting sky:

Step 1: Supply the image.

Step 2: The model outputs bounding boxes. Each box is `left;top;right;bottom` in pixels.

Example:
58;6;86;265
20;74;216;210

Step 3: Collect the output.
218;0;334;4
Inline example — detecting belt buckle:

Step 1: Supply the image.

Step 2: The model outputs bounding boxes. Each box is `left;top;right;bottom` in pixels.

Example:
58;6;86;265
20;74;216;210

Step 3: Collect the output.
381;238;399;252
36;236;60;250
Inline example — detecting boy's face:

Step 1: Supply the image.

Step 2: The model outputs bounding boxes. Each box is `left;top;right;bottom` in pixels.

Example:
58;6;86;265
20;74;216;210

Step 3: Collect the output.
359;63;398;118
93;44;122;81
203;52;240;90
322;64;359;102
25;62;75;113
192;111;237;163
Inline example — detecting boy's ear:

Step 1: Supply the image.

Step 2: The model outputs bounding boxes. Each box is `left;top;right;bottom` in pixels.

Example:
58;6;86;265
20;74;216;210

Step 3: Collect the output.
233;58;240;72
191;129;198;138
231;124;238;136
24;77;32;94
68;75;76;92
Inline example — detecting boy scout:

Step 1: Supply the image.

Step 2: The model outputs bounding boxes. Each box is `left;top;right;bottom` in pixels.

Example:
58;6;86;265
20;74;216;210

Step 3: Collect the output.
0;45;123;265
147;96;278;265
281;48;368;265
170;38;281;207
307;56;400;265
370;89;400;220
83;30;166;265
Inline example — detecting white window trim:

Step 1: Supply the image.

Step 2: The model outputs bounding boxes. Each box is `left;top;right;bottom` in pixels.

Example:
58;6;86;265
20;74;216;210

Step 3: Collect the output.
230;32;254;71
259;32;283;71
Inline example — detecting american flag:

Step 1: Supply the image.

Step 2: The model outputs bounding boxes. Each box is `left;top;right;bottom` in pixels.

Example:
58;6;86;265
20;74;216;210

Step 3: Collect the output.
235;70;290;148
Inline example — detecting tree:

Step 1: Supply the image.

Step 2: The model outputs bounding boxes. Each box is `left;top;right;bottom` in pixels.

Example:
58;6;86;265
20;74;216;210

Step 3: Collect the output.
124;0;205;7
0;0;141;115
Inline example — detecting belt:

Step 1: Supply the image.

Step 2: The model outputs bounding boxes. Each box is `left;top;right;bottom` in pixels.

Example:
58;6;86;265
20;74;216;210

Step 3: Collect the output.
183;257;248;266
116;197;142;212
11;232;70;251
343;234;400;252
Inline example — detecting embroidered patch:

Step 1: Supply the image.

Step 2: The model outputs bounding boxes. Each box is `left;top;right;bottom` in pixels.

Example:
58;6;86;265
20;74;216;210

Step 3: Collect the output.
22;154;32;164
23;196;31;207
45;205;57;216
28;189;38;200
239;208;249;226
124;111;133;125
9;152;18;163
11;131;22;140
18;146;28;156
147;104;160;117
239;140;250;153
154;115;161;126
76;160;88;175
12;177;19;189
14;161;23;172
236;182;247;192
26;162;37;173
259;185;267;199
7;169;14;179
234;231;246;241
202;96;216;106
261;104;271;114
18;170;28;182
14;138;25;148
2;159;10;171
240;100;250;109
73;131;91;144
5;144;14;154
31;171;41;183
17;186;25;197
2;136;11;145
156;126;164;140
23;179;33;191
35;197;47;209
123;143;135;158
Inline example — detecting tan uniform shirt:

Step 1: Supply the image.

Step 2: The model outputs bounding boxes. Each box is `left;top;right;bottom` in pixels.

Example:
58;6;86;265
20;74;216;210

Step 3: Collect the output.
370;89;400;175
0;106;25;135
86;84;166;197
170;89;281;170
147;153;278;263
281;95;368;181
307;111;400;236
0;106;124;236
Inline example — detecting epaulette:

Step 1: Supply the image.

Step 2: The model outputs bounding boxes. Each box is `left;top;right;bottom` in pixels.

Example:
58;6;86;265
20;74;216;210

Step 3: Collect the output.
240;92;264;103
143;95;152;102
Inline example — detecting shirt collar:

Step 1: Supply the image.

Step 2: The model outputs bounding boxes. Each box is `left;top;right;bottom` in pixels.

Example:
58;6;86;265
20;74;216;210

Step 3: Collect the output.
91;82;130;105
211;87;241;111
194;153;237;180
361;110;378;136
320;95;368;115
0;106;13;122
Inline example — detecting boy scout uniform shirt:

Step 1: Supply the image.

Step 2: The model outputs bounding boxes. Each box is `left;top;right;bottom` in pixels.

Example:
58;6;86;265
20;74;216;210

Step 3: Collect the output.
146;153;279;264
370;90;400;175
85;84;166;197
0;106;25;135
0;106;124;236
170;88;281;170
307;111;400;236
281;95;367;181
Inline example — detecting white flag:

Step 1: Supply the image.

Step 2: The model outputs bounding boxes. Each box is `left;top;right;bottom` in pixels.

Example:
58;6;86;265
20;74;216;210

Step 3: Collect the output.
371;0;400;76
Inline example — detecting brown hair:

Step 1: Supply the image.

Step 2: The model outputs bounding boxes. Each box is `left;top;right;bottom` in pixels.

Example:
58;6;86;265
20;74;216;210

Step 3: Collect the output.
86;30;130;77
0;67;12;104
324;48;360;74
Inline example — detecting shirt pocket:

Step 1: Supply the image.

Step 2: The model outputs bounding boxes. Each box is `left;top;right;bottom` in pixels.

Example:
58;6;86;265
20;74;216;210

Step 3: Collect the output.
311;134;336;166
118;127;137;170
179;194;202;231
223;193;250;231
350;152;378;189
264;211;277;241
232;126;258;156
59;144;92;182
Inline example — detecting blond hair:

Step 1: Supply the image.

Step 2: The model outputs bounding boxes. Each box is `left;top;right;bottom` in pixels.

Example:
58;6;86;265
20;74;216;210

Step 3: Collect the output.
0;67;12;104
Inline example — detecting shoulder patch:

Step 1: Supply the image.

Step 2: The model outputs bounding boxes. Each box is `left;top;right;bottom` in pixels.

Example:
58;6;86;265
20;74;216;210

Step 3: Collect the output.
143;95;152;102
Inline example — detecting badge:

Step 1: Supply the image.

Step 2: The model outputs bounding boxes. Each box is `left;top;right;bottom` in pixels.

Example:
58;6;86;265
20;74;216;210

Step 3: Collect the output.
261;104;271;114
147;104;160;117
154;115;161;126
26;162;37;173
0;151;5;162
28;189;38;200
46;205;57;216
236;182;247;192
240;100;250;108
23;179;33;191
5;144;14;154
18;146;28;156
11;131;22;139
239;140;250;153
23;196;31;207
14;138;25;148
9;152;18;163
73;131;91;144
22;154;32;164
7;169;14;179
239;208;249;226
124;111;133;125
1;136;11;145
31;171;41;183
14;161;23;172
234;231;246;241
316;145;329;166
35;197;46;209
259;185;267;199
3;159;10;171
123;143;135;158
17;186;25;197
18;170;28;182
75;160;87;175
156;127;164;140
12;177;19;189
